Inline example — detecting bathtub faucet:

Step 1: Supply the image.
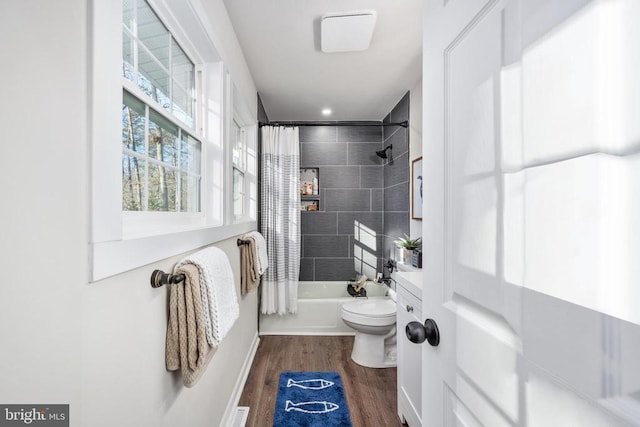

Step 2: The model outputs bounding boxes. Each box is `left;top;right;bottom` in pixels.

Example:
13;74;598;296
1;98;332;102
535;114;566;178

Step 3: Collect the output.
383;259;396;274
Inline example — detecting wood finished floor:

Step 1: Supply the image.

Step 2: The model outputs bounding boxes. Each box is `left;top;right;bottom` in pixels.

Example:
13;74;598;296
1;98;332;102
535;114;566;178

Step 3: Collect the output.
238;335;406;427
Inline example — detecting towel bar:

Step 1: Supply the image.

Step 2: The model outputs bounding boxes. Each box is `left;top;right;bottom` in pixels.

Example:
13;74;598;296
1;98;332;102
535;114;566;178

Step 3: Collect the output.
150;269;186;288
237;239;250;246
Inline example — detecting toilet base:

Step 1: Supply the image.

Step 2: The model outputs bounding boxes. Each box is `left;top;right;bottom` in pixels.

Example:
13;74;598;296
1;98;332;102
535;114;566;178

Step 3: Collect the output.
350;332;397;368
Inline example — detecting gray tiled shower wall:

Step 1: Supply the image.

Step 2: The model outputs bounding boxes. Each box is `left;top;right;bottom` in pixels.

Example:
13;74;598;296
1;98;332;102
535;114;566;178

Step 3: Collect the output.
383;92;411;272
299;92;410;281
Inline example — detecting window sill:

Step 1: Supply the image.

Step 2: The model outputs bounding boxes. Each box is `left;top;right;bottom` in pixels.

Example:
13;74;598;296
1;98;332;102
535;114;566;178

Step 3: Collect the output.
90;221;257;282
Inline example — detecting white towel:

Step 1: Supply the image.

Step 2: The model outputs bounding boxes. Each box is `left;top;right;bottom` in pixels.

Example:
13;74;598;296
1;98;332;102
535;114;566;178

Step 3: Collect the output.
245;231;268;275
175;247;239;347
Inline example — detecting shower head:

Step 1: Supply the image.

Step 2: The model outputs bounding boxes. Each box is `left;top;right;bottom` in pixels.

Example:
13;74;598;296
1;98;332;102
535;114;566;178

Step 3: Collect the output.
376;144;392;159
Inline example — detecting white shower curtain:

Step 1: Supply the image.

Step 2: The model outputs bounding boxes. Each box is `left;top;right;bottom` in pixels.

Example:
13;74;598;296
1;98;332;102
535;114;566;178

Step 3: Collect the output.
260;126;300;314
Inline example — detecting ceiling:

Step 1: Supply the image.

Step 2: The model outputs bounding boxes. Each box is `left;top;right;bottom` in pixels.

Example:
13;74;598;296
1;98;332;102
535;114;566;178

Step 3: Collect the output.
221;0;422;122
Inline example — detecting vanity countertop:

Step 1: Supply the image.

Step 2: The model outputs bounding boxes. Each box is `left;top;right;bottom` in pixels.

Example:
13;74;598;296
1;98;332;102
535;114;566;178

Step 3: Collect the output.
395;271;422;299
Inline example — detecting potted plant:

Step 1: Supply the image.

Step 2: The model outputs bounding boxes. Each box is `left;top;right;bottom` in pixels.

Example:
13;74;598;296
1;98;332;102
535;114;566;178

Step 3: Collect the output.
394;234;422;265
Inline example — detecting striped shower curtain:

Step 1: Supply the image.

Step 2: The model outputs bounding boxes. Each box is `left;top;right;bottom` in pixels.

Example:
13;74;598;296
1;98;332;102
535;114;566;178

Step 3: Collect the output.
260;126;300;314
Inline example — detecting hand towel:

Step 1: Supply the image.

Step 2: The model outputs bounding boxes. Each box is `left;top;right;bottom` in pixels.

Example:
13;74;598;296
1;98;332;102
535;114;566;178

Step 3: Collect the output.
175;246;239;347
165;263;215;387
245;231;268;275
240;236;260;295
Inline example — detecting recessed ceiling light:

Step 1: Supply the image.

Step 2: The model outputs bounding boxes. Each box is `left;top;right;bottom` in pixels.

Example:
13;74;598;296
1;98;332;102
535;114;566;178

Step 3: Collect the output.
322;108;332;116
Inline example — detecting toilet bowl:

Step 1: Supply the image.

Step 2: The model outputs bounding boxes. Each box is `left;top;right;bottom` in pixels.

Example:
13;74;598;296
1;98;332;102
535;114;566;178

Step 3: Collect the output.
341;298;397;368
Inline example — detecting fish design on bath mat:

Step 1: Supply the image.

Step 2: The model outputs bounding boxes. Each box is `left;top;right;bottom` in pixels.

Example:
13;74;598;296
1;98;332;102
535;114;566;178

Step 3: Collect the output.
286;378;335;390
285;400;340;414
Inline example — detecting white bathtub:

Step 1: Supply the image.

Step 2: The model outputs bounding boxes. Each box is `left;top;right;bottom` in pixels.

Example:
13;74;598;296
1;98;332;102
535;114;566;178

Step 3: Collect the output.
259;281;390;336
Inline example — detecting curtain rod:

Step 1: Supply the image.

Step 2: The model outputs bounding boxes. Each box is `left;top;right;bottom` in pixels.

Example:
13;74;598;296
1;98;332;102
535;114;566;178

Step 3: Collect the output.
258;120;408;128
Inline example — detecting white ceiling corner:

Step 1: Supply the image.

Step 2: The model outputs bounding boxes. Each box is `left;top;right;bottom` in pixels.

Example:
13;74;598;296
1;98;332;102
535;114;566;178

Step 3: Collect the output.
221;0;422;121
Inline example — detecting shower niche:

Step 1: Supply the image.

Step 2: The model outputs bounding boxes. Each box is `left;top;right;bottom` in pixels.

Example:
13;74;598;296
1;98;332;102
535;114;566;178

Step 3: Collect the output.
300;168;320;211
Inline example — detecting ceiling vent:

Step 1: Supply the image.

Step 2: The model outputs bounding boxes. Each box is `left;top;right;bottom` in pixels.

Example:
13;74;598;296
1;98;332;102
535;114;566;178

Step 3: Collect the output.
321;11;377;53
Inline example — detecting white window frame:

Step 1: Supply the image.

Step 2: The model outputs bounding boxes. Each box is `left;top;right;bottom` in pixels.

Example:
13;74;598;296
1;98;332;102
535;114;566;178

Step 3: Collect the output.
232;119;247;220
89;0;256;282
228;81;258;224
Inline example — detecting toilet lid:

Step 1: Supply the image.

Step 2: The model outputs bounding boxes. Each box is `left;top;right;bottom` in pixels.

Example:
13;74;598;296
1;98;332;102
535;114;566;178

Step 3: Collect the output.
342;299;396;317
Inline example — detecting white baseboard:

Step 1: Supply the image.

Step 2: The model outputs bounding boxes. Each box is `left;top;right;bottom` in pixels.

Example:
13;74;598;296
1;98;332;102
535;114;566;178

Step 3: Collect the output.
230;407;250;427
258;331;355;336
220;332;260;427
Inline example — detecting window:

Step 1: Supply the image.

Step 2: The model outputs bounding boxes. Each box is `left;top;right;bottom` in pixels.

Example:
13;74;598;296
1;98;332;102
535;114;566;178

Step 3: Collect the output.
232;119;246;219
230;83;257;223
90;0;257;281
122;0;195;128
121;0;200;214
122;91;201;212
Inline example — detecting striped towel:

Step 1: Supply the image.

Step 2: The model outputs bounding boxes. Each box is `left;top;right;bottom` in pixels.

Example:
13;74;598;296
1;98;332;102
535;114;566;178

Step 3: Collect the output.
175;246;239;347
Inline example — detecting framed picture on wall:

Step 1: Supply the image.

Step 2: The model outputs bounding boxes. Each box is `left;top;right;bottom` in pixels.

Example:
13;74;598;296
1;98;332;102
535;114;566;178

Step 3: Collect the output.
412;157;423;220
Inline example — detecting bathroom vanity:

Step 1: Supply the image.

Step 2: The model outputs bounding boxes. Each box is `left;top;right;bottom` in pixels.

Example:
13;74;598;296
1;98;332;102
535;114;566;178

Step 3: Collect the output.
394;269;423;427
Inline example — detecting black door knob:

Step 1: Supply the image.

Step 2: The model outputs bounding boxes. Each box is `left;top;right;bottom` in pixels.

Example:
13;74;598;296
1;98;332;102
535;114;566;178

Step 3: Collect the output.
406;318;440;347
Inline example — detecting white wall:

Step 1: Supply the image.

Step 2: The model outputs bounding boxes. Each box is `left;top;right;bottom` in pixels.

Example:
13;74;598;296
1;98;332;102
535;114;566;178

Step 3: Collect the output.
81;238;258;427
0;0;86;410
410;79;423;239
195;0;258;121
0;1;259;426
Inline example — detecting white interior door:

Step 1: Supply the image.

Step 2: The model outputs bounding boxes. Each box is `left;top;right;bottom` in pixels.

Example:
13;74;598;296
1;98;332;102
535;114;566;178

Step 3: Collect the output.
420;0;640;425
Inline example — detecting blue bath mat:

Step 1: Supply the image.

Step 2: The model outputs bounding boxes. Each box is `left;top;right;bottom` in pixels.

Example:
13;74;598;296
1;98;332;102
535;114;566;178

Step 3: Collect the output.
274;371;352;426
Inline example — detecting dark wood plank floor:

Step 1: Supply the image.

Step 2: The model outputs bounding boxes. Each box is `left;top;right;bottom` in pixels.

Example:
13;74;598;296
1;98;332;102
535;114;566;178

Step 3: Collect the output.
238;335;406;427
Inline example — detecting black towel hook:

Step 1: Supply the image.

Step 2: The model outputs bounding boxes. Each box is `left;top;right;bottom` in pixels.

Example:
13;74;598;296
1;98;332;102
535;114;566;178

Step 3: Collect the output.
150;270;186;288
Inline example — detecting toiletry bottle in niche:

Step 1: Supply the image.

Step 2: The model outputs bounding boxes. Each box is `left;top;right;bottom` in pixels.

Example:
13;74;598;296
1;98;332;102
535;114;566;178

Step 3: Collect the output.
312;177;318;195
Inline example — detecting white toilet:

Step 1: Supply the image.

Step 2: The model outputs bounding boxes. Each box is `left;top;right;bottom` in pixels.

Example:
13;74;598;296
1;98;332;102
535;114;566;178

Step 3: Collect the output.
341;298;397;368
